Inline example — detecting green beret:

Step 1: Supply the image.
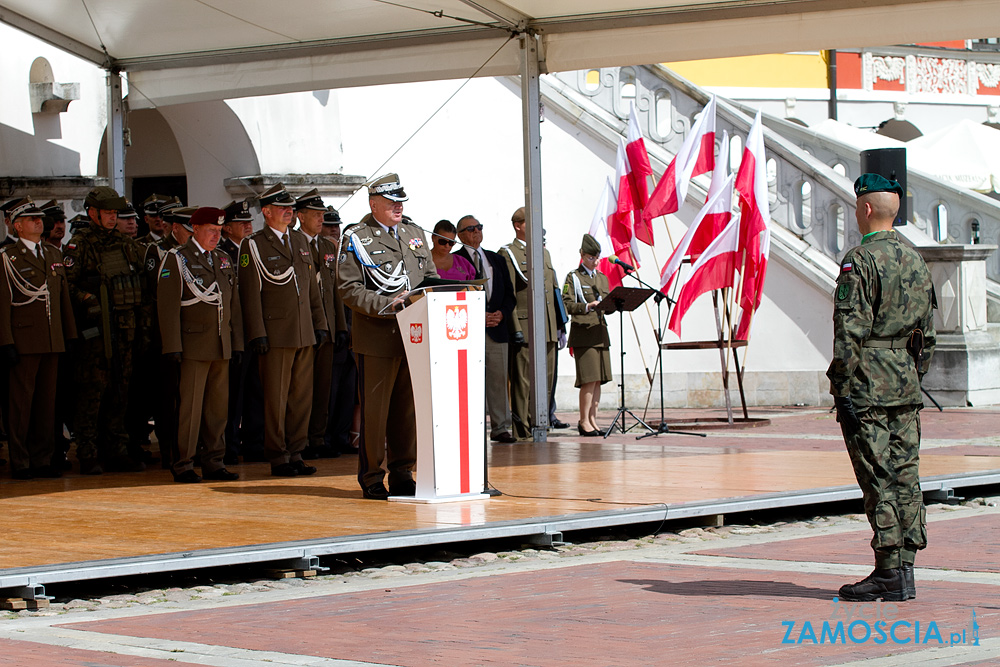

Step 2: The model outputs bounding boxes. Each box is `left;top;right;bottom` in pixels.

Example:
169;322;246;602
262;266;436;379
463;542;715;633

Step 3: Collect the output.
581;233;601;256
854;173;903;199
84;186;127;211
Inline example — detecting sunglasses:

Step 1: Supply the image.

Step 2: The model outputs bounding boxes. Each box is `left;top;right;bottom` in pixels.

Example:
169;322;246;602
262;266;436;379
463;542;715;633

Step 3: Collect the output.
436;238;456;247
458;224;484;233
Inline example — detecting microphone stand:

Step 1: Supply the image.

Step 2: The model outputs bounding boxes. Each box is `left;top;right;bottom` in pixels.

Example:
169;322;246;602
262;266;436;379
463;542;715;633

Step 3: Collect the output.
620;269;706;440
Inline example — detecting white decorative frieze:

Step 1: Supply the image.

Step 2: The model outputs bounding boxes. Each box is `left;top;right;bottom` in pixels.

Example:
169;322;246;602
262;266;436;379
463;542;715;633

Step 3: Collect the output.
974;62;1000;91
862;52;906;89
910;56;968;94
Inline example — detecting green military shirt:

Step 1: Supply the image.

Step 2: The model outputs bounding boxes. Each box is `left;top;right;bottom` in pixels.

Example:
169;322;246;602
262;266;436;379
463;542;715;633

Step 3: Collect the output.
826;230;936;407
562;265;610;348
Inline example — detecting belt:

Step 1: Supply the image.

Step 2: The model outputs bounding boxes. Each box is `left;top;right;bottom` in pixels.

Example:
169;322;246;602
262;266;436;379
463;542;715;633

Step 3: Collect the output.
862;335;909;349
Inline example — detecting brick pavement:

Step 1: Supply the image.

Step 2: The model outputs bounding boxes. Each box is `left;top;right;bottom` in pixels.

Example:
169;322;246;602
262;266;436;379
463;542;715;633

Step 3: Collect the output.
0;637;205;666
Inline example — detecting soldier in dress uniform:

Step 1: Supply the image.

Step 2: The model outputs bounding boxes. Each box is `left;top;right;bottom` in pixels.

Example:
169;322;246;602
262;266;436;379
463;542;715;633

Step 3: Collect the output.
337;174;437;499
562;234;612;437
64;186;147;475
221;199;264;465
158;207;243;483
137;194;177;247
500;206;559;440
129;206;195;468
0;199;77;479
39;200;72;467
220;200;252;262
321;206;357;454
238;183;328;476
830;173;937;602
295;189;347;459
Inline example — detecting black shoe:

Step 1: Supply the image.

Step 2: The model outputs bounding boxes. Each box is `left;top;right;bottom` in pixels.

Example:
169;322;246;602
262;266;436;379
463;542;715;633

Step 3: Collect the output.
901;563;916;600
551;419;570;430
389;479;416;496
301;447;320;460
271;462;299;477
491;432;517;444
173;469;202;483
291;460;317;476
31;465;62;479
577;423;602;437
223;453;240;466
203;468;239;481
838;568;906;602
53;453;72;471
362;482;389;500
79;459;104;475
243;450;269;463
11;468;33;480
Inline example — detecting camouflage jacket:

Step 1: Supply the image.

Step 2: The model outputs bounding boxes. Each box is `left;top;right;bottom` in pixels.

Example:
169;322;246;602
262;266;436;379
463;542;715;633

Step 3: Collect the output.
63;223;148;336
826;230;936;407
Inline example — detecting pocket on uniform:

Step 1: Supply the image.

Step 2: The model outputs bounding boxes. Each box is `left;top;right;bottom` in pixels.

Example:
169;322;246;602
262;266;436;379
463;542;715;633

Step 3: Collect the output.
14;321;34;329
183;323;207;333
265;308;290;321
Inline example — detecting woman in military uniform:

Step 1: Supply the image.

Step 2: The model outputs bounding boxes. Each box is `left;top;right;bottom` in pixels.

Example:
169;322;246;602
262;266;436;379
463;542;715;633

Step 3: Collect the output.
562;234;611;437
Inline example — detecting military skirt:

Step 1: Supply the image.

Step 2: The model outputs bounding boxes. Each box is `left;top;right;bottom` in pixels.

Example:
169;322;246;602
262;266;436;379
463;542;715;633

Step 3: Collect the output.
574;344;612;387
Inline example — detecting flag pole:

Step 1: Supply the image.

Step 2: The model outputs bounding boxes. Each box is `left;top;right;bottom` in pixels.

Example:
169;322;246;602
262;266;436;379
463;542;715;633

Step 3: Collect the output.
724;247;746;393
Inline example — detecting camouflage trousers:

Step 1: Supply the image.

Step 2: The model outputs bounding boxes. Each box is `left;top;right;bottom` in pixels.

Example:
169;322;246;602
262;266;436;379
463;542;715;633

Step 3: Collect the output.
841;404;927;569
73;334;134;463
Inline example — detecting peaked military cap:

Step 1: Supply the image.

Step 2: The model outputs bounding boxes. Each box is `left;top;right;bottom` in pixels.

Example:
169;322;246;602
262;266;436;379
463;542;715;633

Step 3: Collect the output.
854;173;904;199
366;173;407;202
165;206;197;231
118;202;138;219
511;206;526;223
323;206;341;225
258;183;295;207
39;200;65;221
581;233;601;256
223;199;253;223
69;213;90;232
295;188;326;211
1;197;45;221
142;193;177;215
84;186;127;211
191;207;226;226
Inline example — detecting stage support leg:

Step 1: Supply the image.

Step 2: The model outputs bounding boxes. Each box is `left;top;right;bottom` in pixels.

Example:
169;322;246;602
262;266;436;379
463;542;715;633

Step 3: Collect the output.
106;70;126;194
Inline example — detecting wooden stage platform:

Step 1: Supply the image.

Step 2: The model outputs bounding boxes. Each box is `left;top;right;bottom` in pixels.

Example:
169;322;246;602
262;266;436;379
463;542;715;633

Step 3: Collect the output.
2;406;999;594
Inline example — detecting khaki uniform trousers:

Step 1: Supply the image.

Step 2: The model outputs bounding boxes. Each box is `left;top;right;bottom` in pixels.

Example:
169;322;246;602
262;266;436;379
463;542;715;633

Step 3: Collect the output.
174;358;229;475
259;346;314;466
509;341;555;439
485;336;511;438
308;340;334;448
356;353;417;489
7;353;58;471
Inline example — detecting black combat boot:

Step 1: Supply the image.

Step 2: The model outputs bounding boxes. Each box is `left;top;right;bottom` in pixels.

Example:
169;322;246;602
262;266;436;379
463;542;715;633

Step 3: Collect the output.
838;568;906;602
900;563;916;600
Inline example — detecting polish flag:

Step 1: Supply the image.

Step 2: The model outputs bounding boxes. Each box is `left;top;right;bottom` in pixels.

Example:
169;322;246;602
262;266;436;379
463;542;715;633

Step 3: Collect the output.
668;216;740;336
626;102;654;245
608;137;636;257
658;173;734;295
643;95;717;223
589;176;634;291
687;131;730;262
734;111;771;337
734;228;770;341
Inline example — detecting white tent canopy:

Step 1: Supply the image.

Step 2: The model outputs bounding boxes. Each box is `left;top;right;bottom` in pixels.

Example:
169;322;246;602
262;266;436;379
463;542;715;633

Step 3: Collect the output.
2;0;998;107
909;119;1000;193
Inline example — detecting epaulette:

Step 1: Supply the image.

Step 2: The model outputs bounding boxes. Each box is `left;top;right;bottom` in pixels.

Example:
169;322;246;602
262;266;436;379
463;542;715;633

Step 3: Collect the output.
342;223;367;237
249;228;266;239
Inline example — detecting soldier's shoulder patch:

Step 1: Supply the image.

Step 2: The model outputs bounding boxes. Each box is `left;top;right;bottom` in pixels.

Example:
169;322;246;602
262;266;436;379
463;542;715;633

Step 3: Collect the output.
840;261;852;273
63;256;74;267
836;281;851;302
66;243;77;251
239;254;249;267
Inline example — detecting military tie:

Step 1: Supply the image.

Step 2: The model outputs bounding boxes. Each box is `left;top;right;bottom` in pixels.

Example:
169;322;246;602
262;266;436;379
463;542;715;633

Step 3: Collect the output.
36;244;43;262
311;238;319;264
282;233;290;255
206;251;213;268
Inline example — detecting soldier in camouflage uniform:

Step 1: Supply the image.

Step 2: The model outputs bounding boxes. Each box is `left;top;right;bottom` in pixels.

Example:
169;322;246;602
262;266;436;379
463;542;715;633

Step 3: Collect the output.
64;187;148;475
828;173;936;602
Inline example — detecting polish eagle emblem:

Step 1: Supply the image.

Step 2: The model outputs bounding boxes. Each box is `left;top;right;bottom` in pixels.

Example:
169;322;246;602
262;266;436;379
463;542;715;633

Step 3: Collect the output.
445;305;468;340
409;323;423;344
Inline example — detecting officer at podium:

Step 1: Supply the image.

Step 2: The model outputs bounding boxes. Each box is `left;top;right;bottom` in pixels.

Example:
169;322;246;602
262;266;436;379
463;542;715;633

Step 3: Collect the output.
337;174;437;500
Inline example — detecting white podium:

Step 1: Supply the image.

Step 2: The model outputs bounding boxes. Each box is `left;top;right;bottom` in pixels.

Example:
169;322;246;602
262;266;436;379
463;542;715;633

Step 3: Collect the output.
392;290;490;503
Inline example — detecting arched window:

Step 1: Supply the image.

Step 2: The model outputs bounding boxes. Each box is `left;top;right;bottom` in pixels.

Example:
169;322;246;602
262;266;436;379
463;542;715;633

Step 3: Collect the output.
729;134;743;173
832;203;846;252
584;69;600;93
794;181;812;229
935;203;949;242
619;67;637;103
655;92;672;138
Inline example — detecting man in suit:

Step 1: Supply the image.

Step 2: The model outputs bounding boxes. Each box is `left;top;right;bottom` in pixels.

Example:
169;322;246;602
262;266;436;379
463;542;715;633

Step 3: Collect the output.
238;183;328;476
337;173;438;499
158;207;243;483
499;206;559;440
0;198;77;479
455;214;517;443
296;189;347;459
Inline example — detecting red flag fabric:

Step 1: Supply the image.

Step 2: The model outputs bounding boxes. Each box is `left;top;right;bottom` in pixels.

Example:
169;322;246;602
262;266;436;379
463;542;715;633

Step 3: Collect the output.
667;217;740;337
734;111;771;333
658;172;734;295
643;95;717;223
626;102;654;246
734;228;770;341
608;137;635;256
687;131;730;262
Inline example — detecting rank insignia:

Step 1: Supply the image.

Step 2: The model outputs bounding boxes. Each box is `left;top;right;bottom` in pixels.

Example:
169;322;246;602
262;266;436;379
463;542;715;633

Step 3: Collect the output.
408;237;423;250
240;254;249;267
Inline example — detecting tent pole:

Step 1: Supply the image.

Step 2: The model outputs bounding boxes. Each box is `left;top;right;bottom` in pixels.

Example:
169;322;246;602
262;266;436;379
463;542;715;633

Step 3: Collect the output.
106;70;126;195
520;32;548;442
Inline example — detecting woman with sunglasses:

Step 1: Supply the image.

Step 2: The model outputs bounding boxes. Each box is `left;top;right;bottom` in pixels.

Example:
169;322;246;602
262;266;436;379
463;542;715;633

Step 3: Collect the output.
430;219;476;281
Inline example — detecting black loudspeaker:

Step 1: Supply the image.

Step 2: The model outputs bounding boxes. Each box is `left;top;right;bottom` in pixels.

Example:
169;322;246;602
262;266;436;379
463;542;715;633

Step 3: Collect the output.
860;147;908;226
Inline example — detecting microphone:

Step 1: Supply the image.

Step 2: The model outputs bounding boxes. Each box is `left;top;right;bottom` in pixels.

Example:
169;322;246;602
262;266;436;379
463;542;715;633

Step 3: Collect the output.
610;256;635;273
